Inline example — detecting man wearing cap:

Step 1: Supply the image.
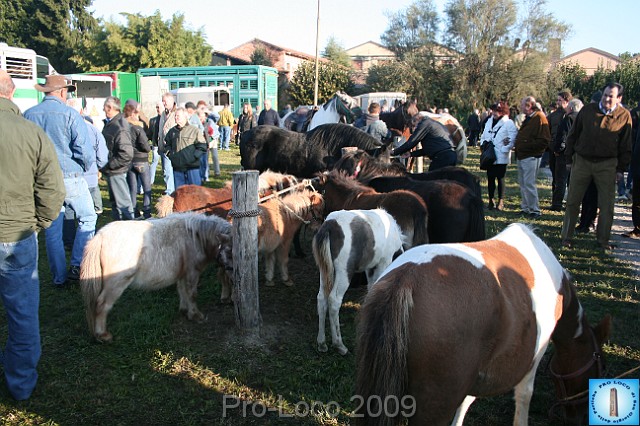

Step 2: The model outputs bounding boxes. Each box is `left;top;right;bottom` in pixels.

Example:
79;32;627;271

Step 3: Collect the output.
0;70;65;400
24;75;97;284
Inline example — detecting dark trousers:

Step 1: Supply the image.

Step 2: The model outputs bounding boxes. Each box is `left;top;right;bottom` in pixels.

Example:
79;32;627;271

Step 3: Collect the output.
486;164;507;200
428;150;457;171
127;162;152;218
578;180;598;229
631;176;640;232
551;153;568;208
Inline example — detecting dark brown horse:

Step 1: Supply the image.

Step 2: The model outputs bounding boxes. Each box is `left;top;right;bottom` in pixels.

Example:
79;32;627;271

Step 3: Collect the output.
333;149;481;197
317;170;429;248
355;223;611;426
380;99;419;139
367;176;485;243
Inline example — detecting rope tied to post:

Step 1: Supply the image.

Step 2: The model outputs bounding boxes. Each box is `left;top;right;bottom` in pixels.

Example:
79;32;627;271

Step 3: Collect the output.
227;208;262;218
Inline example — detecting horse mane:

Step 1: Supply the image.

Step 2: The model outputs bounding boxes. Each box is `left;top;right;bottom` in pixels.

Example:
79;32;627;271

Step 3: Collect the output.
323;170;375;200
279;189;324;218
183;213;232;251
333;150;407;184
258;170;299;192
305;124;383;149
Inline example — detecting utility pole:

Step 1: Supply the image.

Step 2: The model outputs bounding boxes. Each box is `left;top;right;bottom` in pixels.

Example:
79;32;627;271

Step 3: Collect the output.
313;0;320;106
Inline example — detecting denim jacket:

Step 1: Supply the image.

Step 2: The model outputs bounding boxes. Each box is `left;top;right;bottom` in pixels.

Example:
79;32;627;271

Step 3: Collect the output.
83;120;109;188
24;95;94;177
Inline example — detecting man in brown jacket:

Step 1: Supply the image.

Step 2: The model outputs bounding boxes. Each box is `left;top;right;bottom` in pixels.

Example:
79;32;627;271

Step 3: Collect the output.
515;96;551;218
561;83;633;251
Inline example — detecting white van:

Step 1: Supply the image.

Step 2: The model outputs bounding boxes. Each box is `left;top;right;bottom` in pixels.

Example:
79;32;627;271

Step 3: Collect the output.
170;87;231;113
355;92;407;112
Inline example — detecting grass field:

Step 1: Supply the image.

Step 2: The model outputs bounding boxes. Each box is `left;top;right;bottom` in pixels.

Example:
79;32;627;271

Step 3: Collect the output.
0;146;638;425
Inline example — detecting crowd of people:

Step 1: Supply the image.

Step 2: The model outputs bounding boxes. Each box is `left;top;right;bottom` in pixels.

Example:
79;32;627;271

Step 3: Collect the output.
1;67;639;402
473;84;637;252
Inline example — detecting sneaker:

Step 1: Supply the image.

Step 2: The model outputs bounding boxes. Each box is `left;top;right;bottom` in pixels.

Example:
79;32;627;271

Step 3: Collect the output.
528;212;541;219
68;265;81;281
622;230;640;239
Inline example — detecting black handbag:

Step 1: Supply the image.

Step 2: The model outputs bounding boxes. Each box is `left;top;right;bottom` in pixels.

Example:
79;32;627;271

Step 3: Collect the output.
479;141;497;170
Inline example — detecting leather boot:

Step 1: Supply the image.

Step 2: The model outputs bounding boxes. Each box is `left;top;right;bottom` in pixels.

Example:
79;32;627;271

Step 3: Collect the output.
488;199;494;210
496;199;504;211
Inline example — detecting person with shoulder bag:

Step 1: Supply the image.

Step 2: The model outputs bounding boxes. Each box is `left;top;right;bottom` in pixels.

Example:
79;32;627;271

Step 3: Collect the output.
479;101;518;210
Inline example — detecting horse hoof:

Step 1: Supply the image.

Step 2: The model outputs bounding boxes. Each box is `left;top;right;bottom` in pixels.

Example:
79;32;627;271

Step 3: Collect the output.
336;346;349;356
318;343;328;353
219;297;232;305
95;332;113;343
265;280;275;287
188;312;205;322
284;280;294;287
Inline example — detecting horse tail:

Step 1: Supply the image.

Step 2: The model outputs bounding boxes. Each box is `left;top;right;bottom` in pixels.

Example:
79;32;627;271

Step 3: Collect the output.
155;195;174;218
413;207;430;246
311;224;335;297
355;276;414;426
80;232;104;337
464;193;486;242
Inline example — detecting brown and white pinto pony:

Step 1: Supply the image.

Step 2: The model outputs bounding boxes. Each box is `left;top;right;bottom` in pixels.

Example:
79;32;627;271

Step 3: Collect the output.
313;209;406;355
257;189;324;287
355;223;610;426
81;213;234;343
155;170;298;217
317;170;429;249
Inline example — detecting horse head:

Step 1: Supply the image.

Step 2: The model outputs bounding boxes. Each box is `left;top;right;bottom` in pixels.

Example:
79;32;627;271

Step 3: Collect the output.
549;276;612;425
332;91;361;124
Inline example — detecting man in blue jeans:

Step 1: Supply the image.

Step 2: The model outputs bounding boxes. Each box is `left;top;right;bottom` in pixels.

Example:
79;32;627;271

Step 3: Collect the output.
0;70;65;400
24;75;97;284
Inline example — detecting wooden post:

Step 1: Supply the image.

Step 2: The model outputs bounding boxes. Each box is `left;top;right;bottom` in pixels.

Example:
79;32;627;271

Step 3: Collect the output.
231;171;262;333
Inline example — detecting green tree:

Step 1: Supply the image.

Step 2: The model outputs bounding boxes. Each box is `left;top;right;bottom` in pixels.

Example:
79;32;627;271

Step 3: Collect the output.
72;11;211;72
288;61;352;106
321;37;352;68
442;0;569;113
381;0;439;58
0;0;98;73
250;46;274;67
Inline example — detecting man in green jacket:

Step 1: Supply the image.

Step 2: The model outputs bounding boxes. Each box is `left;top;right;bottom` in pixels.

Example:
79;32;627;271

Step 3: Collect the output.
561;83;633;251
0;70;65;400
165;107;207;189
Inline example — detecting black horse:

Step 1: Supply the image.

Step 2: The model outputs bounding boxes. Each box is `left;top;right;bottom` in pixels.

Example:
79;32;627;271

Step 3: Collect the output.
240;124;392;178
333;149;482;198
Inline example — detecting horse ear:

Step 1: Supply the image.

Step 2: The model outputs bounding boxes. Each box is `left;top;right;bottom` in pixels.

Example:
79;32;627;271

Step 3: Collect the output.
593;314;612;345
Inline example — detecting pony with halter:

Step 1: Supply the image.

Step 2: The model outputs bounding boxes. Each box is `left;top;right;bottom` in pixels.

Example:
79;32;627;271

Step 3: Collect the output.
355;223;611;425
316;170;428;249
240;123;393;178
379;99;420;139
81;213;234;343
313;208;406;355
256;188;324;287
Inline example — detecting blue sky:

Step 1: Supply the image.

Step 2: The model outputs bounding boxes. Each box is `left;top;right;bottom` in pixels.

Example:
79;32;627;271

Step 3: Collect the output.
90;0;637;57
